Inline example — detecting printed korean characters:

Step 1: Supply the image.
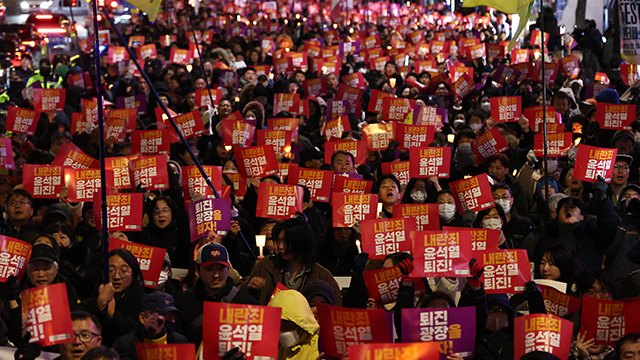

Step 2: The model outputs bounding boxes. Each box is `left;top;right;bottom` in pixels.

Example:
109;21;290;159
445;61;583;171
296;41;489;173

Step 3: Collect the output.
21;283;73;346
109;239;166;287
0;236;31;281
515;314;573;360
573;145;617;183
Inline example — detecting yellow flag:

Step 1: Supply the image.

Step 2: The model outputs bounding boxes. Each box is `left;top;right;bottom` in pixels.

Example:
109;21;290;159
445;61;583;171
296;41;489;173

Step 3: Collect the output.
461;0;534;51
128;0;161;21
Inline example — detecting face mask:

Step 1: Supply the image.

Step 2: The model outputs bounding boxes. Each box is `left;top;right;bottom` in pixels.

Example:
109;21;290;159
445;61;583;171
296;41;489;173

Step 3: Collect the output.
470;123;483;132
158;269;169;287
486;313;509;332
495;199;511;215
358;68;367;74
279;330;300;348
439;203;456;221
410;191;426;203
453;119;465;128
483;218;502;230
480;102;491;112
635;132;640;145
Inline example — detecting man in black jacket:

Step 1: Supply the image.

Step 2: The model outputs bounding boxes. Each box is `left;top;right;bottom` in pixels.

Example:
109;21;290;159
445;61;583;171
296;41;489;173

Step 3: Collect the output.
175;243;258;345
112;292;189;360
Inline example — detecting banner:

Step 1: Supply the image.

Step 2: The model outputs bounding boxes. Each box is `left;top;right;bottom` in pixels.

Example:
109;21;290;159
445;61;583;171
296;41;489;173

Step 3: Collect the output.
443;227;500;256
302;78;328;97
596;103;636;130
116;94;146;116
514;314;573;360
20;283;73;346
332;193;378;227
533;133;573;157
257;129;291;156
6;106;39;135
267;118;298;143
490;96;522;122
33;89;65;112
393;204;439;231
450;175;495;213
23;165;64;199
381;98;414;122
409;147;451;178
188;198;232;242
255;183;304;220
0;236;31;282
170;48;191;65
480;249;531;293
0;138;14;170
273;93;300;115
317;304;391;358
326;99;349;121
129;156;169;190
332;176;373;196
401;307;476;359
135;344;196;360
411;230;472;277
413;105;446;127
236;146;279;178
349;342;440;359
288;167;333;202
381;161;410;186
224;172;247;200
396;124;434;150
363;266;403;305
361;218;417;259
324;141;367;165
363;123;395;151
181;165;222;203
203;302;281;360
540;285;582;317
104;156;134;191
108;239;166;287
64;168;101;202
367;90;395;113
472;127;509;164
452;74;474;99
222;120;256;148
323;116;351;140
95;193;144;232
195;88;223;107
52;143;99;169
573;145;617;183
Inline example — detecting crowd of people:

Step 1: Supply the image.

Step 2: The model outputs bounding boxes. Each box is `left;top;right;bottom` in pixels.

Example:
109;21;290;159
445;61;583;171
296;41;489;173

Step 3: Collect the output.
1;0;640;359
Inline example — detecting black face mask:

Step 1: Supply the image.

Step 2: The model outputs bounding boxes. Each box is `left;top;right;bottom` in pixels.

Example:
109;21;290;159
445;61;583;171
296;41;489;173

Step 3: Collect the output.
40;67;51;77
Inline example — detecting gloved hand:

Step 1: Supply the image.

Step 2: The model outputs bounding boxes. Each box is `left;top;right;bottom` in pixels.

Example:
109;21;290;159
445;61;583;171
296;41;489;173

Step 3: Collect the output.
462;210;477;228
221;347;247;360
1;276;20;301
591;177;608;201
14;333;41;360
354;253;369;272
526;150;538;166
398;258;414;276
523;281;541;296
585;121;600;137
467;258;484;288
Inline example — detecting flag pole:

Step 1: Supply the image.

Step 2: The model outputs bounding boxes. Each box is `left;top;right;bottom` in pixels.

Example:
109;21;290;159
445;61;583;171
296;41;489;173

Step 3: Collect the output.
91;0;111;283
186;8;218;118
540;3;549;202
105;14;257;260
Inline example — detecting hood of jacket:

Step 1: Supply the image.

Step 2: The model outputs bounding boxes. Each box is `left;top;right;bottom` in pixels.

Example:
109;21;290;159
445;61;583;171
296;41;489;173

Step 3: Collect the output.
269;290;319;335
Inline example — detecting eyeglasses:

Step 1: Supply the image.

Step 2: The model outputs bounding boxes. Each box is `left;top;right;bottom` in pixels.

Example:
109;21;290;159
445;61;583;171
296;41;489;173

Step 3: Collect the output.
153;208;171;215
108;267;132;277
586;289;610;297
73;331;100;343
614;164;630;170
8;200;29;207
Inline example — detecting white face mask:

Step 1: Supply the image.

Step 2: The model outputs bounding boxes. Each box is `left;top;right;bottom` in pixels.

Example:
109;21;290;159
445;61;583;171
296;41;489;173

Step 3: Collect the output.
439;203;456;221
279;330;300;348
410;191;426;203
495;199;511;215
482;218;502;230
480;102;491;112
546;159;558;173
157;269;169;286
470;123;483;132
453;119;465;128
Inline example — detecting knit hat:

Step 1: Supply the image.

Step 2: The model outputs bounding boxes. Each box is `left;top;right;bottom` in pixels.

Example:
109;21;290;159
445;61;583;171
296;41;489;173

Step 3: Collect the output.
595;88;620;104
302;280;336;305
612;131;636;147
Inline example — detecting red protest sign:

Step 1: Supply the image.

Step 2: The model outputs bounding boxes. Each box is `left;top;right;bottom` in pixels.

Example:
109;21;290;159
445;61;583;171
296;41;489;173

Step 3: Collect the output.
480;249;531;294
449;66;474;83
349;342;440;359
0;236;31;282
0;138;14;170
381;161;410;186
367;90;395;113
396;124;434;150
6;106;39;135
20;283;73;346
273;93;300;116
108;46;129;63
560;55;580;78
131;129;171;155
409;147;451;178
393;204;439;231
109;239;166;287
410;230;472;277
450;175;495;213
33;89;65;112
170;48;191;65
452;74;474;99
64;168;101;202
222;120;256;147
332;175;373;196
129;155;169;190
136;43;157;60
342;72;366;89
236;146;279;178
443;227;500;256
182;165;223;203
323;116;351;141
105;110;135;143
52;142;99;169
95;193;144;231
255;183;304;220
573;145;617;183
166;110;205;141
203;302;281;360
472;127;509;164
23;165;64;199
273;57;294;76
596;103;636;130
514;314;573;360
580;297;627;345
490;96;522;122
336;84;365;102
621;63;640;86
288;167;333;202
257;129;291;155
288;52;309;71
363;123;395;151
332;193;378;227
534;133;573;158
302;78;328;97
195;88;223;108
267;118;298;143
361;218;417;259
363;266;403;305
324;140;366;165
136;344;196;360
82;98;98;124
540;285;582;317
524;106;561;133
381;97;414;122
511;49;529;64
317;304;391;358
105;156;135;191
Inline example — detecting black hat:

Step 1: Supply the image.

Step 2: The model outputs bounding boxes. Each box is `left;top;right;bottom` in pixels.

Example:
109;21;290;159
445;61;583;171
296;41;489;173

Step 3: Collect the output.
30;244;58;264
616;154;634;165
302;280;336;305
141;292;179;314
298;147;323;166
